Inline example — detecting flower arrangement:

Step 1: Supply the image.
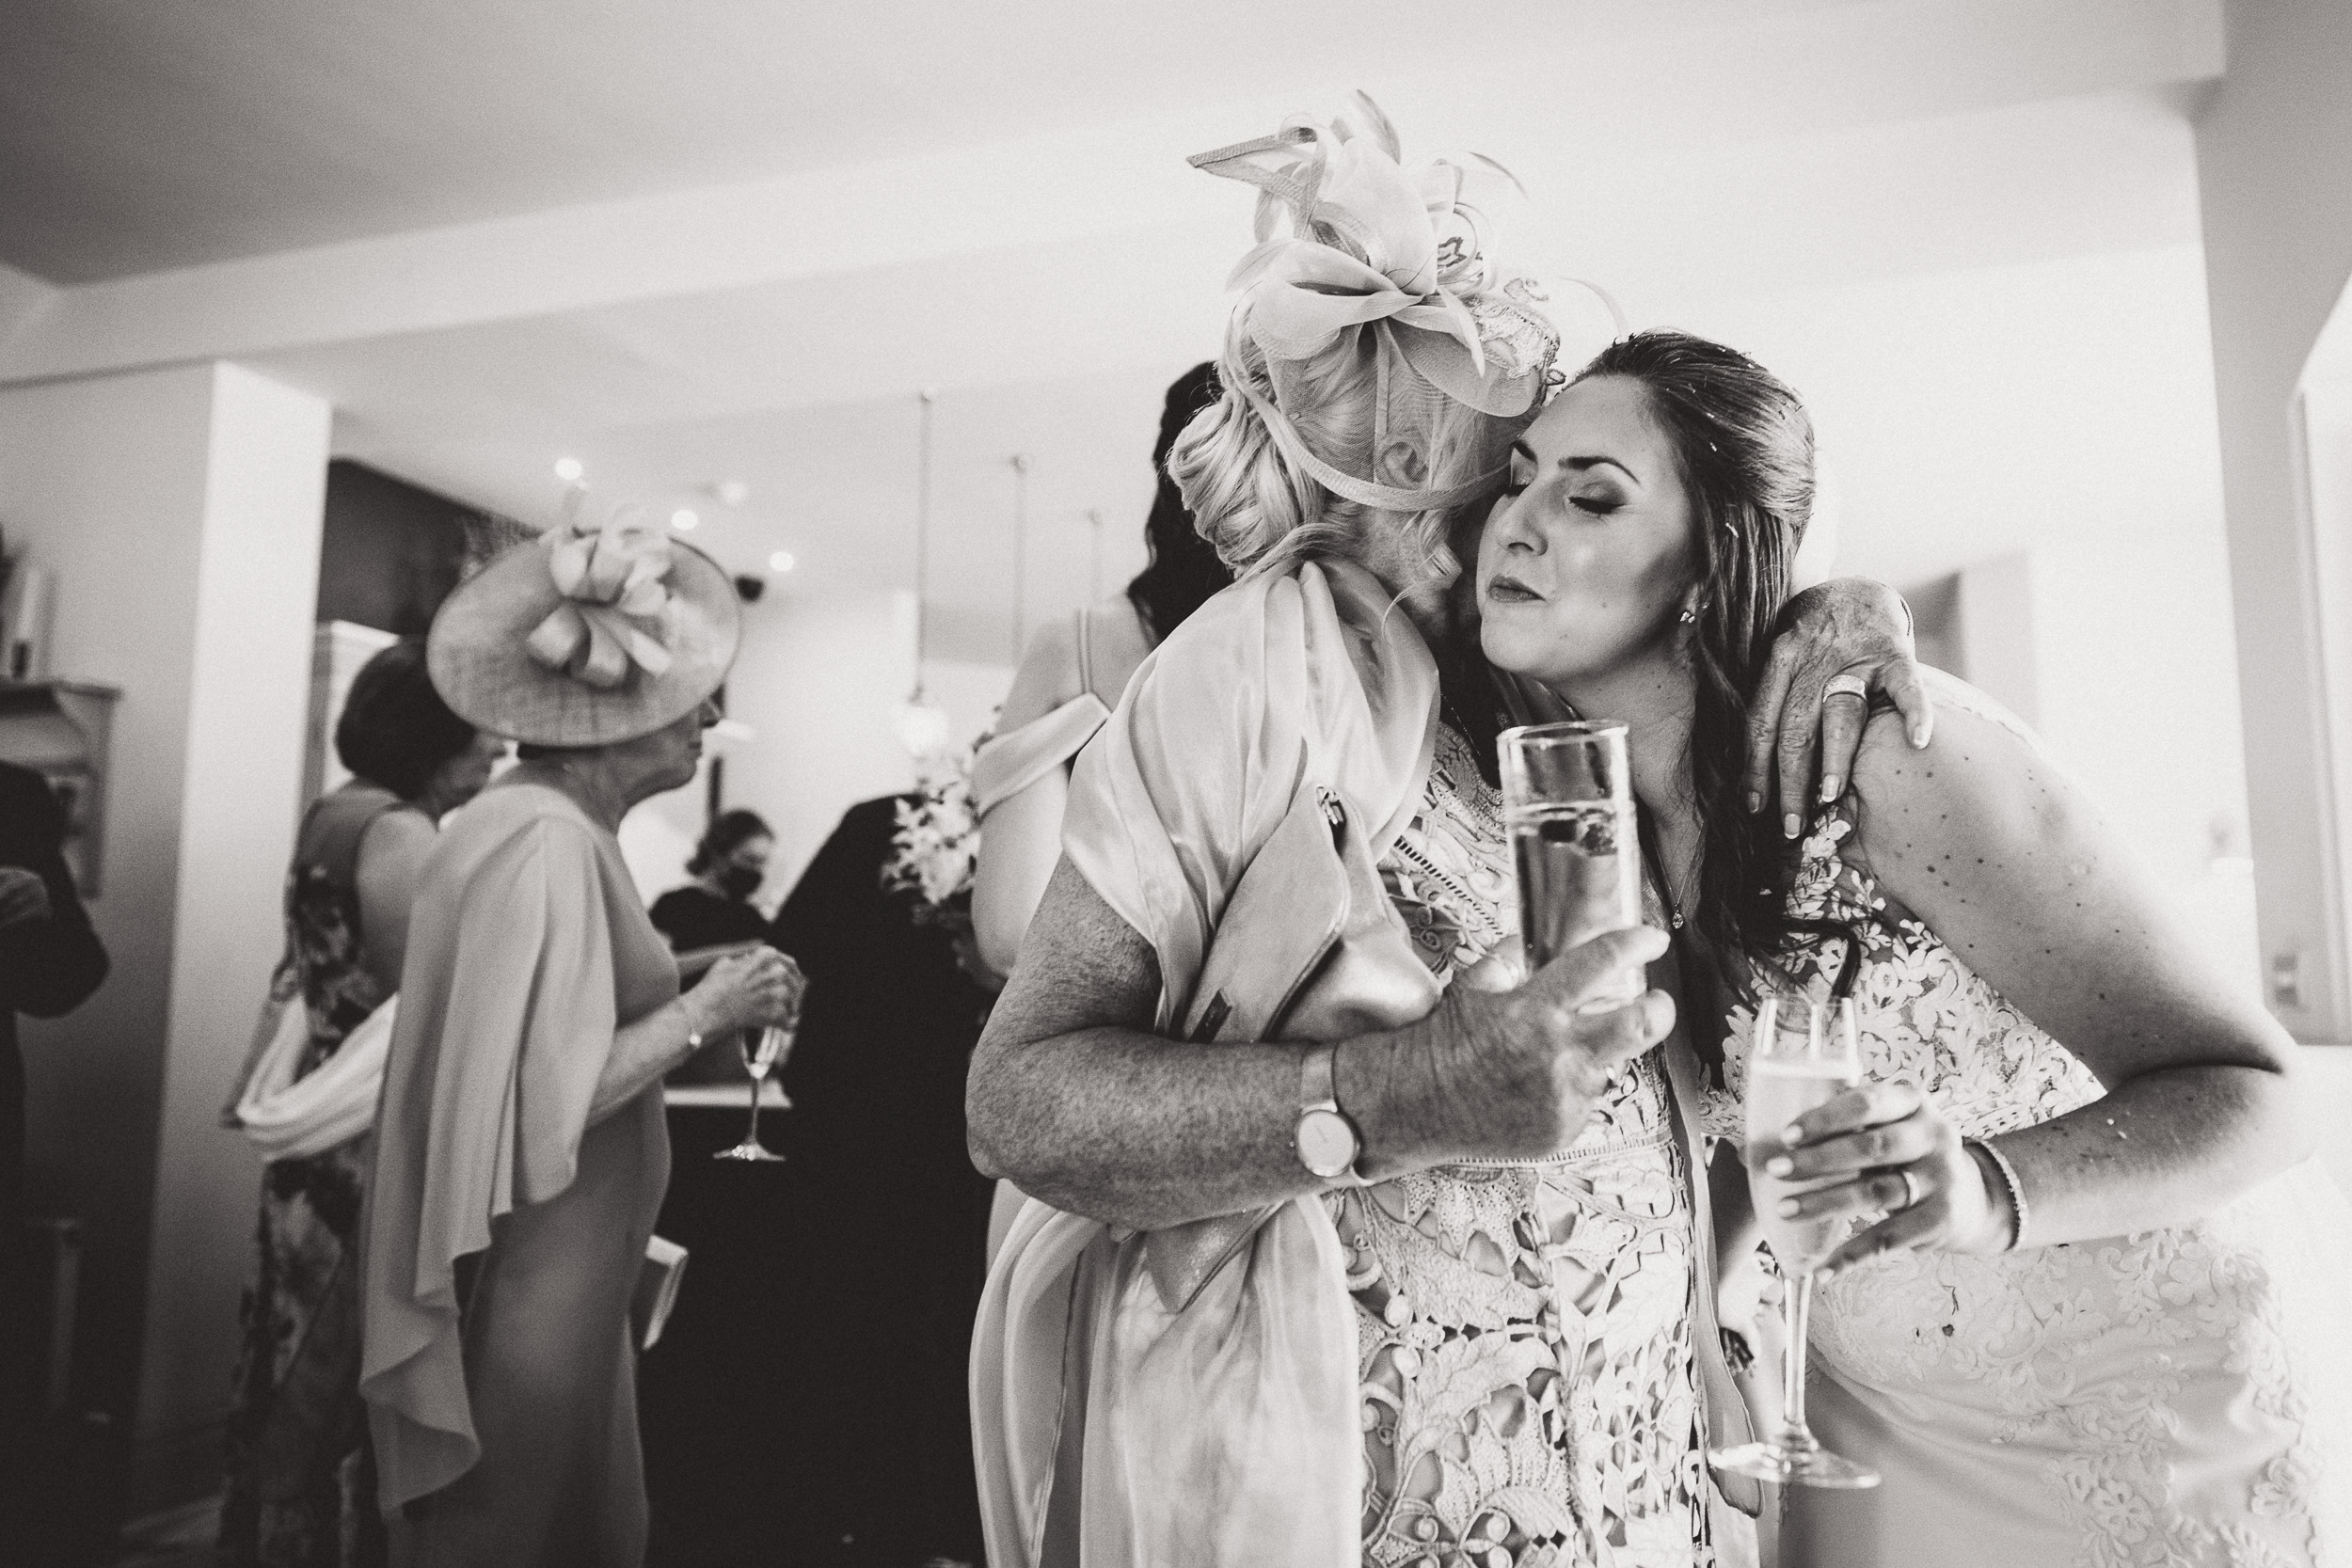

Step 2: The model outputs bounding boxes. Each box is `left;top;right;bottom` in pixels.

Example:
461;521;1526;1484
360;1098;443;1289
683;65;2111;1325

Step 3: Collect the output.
881;740;982;928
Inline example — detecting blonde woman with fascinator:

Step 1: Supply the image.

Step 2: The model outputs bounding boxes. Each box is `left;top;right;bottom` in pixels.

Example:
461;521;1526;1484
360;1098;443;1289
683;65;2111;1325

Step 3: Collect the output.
966;98;1934;1568
358;508;803;1567
1476;330;2349;1566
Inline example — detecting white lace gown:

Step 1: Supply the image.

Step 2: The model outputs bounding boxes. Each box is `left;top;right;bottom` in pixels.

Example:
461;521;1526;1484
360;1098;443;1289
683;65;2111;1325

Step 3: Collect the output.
1344;725;1711;1568
1704;811;2352;1568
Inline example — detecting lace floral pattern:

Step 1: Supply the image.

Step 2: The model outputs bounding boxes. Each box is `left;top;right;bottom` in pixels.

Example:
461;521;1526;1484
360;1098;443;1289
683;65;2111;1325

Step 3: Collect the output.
1338;724;1708;1568
1705;807;2346;1566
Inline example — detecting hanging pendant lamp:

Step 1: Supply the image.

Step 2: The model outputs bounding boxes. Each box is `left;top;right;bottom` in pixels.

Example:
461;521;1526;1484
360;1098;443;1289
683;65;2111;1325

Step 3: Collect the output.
894;388;952;759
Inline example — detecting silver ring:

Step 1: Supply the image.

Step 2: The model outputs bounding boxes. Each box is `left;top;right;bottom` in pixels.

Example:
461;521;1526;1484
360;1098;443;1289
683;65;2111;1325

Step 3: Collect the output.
1823;672;1870;703
1898;1165;1923;1210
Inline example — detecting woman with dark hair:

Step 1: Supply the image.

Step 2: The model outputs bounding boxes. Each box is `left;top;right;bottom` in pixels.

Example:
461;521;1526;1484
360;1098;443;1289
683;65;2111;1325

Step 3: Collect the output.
1475;329;2349;1566
648;807;774;951
968;360;1233;982
222;638;503;1568
967;103;1931;1568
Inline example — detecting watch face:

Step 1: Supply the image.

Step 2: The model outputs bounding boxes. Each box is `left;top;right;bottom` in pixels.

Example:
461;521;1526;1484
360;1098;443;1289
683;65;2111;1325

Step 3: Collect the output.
1296;1108;1359;1179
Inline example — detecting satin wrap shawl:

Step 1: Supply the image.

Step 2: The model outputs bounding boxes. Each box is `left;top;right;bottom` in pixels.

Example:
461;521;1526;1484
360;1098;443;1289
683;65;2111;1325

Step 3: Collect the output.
971;559;1439;1568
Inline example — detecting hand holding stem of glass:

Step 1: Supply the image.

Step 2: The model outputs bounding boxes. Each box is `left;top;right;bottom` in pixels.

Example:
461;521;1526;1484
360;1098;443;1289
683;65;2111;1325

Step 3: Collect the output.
1710;993;1881;1489
1498;721;1645;1007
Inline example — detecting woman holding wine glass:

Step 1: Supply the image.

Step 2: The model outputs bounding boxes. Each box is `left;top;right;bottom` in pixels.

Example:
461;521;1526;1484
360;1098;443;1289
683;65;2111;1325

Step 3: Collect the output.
1475;327;2351;1565
966;100;1933;1568
358;508;802;1568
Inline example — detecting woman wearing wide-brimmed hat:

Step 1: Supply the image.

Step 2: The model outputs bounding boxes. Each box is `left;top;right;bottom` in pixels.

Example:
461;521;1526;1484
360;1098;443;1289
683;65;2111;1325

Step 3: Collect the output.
358;507;802;1567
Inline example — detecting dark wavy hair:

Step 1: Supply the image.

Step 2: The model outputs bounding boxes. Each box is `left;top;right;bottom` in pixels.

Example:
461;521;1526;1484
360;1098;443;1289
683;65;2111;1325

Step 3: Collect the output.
688;808;772;876
1125;362;1235;641
1572;331;1818;992
335;639;478;801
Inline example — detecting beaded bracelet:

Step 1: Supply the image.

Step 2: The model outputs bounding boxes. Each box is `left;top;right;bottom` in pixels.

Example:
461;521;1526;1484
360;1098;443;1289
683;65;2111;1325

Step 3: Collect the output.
1967;1138;2030;1252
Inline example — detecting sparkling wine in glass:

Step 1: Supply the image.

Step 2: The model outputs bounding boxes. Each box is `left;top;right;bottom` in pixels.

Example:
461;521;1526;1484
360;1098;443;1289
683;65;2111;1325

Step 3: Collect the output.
1499;721;1644;1006
713;1025;791;1163
1710;992;1881;1490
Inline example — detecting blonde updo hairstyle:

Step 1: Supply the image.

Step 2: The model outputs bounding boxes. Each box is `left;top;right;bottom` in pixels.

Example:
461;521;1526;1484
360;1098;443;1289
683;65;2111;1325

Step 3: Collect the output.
1168;311;1530;591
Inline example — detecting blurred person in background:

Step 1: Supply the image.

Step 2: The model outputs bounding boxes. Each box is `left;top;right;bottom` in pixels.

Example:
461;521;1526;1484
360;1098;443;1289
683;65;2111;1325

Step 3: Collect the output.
969;361;1232;981
220;639;502;1568
648;808;774;953
967;362;1234;1262
360;516;801;1568
0;759;107;1552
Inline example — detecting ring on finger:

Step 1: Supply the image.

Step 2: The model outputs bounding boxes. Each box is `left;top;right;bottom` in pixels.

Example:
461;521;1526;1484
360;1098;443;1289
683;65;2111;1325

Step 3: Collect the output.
1898;1165;1924;1210
1824;672;1870;703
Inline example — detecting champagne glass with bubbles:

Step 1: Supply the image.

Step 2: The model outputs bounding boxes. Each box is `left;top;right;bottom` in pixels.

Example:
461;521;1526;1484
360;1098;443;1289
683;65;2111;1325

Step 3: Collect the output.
1499;721;1645;1006
713;1025;792;1163
1710;991;1881;1489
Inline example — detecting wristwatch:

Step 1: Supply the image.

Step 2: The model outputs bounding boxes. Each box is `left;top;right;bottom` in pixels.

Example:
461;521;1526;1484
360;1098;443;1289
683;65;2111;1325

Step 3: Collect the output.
1295;1043;1367;1185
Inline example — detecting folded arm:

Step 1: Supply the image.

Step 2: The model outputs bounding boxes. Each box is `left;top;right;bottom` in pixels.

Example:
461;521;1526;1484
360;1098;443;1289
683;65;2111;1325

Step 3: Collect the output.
966;857;1671;1231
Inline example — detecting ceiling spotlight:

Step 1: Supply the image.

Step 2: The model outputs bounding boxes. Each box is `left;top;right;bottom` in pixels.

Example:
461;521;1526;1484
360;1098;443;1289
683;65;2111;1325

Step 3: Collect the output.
716;480;751;507
553;457;583;483
671;509;699;531
768;550;796;573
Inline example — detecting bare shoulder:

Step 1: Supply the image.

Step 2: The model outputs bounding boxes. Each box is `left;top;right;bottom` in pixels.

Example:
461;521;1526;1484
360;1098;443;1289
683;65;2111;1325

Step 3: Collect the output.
356;804;437;870
996;614;1084;732
1843;677;2076;905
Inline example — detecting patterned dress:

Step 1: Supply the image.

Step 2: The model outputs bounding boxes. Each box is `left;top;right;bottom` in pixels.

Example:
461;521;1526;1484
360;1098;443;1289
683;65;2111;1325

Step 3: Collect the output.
221;784;413;1568
1703;782;2352;1567
1336;724;1709;1568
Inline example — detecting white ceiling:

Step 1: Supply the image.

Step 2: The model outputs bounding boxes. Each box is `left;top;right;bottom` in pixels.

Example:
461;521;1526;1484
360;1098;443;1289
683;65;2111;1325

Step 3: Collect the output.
0;0;2230;662
1;0;1843;283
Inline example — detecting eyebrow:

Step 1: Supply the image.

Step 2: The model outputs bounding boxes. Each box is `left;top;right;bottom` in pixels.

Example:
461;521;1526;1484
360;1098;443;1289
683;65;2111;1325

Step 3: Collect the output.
1510;440;1640;484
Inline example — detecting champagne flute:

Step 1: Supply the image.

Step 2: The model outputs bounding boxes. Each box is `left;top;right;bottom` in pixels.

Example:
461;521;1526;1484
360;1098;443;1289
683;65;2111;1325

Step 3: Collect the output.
712;1025;791;1163
1498;721;1645;1006
1710;992;1881;1489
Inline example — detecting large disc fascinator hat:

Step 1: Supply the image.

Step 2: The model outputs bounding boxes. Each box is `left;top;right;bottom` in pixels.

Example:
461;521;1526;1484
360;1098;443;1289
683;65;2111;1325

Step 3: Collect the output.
1189;91;1569;513
427;495;741;747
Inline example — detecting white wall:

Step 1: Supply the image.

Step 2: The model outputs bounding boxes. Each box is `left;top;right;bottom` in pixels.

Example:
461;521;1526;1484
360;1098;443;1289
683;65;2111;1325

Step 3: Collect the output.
0;360;329;1513
716;584;1012;903
1668;243;2258;986
2193;0;2352;1040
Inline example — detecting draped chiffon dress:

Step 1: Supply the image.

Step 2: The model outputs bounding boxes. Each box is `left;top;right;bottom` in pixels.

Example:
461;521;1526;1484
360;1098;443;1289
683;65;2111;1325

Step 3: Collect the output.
360;773;677;1568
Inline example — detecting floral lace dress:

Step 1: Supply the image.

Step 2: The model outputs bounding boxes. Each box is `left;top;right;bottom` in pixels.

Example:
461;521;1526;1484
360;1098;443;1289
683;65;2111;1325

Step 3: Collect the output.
1332;723;1710;1568
1703;802;2352;1568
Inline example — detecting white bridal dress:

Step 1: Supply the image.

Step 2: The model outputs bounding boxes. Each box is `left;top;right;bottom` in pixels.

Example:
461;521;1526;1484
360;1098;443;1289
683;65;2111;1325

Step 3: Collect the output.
1705;736;2352;1567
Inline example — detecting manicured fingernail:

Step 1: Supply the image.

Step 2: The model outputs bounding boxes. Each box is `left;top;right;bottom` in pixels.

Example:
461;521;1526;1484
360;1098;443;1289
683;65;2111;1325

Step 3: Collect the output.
1781;1124;1804;1148
1765;1155;1793;1177
1776;1197;1800;1218
1911;723;1930;748
1783;813;1801;839
1815;1266;1837;1284
1819;773;1840;803
1746;791;1762;815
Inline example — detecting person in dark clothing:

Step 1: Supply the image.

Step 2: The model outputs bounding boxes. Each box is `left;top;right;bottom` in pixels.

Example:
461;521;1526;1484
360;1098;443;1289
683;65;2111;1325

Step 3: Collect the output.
648;808;774;952
0;759;109;1552
638;796;994;1568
